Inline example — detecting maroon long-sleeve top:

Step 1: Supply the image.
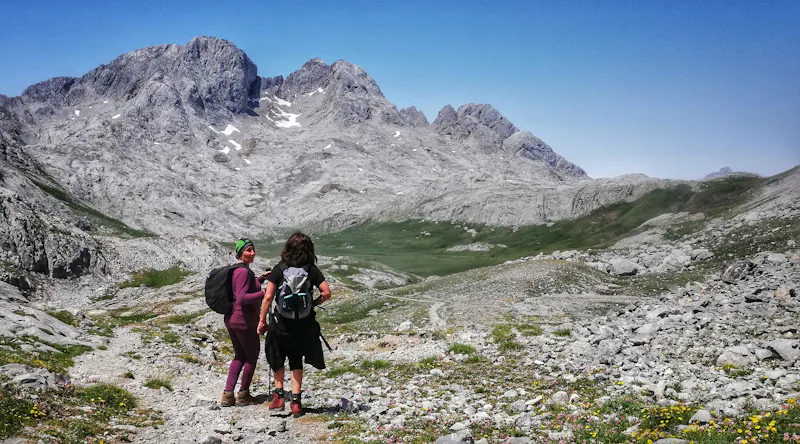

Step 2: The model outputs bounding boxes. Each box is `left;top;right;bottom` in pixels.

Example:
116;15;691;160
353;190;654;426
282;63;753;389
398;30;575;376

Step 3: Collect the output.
224;266;266;330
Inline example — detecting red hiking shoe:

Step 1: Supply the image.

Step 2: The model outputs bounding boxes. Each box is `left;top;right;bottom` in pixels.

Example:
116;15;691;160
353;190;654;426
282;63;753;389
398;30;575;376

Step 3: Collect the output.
268;391;285;410
290;399;303;418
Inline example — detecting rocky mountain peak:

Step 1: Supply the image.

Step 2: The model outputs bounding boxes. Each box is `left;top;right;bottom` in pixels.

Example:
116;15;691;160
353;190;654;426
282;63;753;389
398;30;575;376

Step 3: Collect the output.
399;106;429;127
19;76;77;109
16;37;258;126
704;167;733;179
277;58;331;99
433;103;518;151
174;36;259;114
278;58;402;127
433;104;457;127
503;130;587;177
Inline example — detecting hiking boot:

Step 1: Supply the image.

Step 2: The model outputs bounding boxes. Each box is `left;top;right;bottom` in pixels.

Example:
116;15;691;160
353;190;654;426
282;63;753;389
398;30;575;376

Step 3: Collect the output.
290;393;303;418
290;399;303;417
236;390;258;406
267;391;285;410
220;391;235;407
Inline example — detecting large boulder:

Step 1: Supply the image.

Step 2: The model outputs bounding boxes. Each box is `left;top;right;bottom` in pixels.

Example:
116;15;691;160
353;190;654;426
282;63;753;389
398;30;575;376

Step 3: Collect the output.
768;339;800;362
721;261;755;284
716;346;756;367
610;258;639;276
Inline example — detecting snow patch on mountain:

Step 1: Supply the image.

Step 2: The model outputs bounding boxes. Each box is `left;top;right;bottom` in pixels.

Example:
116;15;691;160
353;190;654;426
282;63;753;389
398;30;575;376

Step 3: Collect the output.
221;124;239;136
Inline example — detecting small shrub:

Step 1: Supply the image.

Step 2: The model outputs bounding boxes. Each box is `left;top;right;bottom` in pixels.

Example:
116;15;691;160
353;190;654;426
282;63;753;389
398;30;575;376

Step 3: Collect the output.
518;324;543;336
554;328;571;337
122;371;135;379
417;356;439;369
491;325;514;343
719;363;752;378
144;376;173;391
498;340;523;351
465;354;487;364
448;343;476;355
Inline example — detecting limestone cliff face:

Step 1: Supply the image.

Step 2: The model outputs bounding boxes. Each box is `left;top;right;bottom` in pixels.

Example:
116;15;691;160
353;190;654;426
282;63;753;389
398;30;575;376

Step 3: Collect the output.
1;36;670;245
0;101;106;282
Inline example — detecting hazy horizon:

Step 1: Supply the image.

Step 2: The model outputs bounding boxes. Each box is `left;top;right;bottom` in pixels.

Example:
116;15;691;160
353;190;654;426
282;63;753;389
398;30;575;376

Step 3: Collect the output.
1;0;797;180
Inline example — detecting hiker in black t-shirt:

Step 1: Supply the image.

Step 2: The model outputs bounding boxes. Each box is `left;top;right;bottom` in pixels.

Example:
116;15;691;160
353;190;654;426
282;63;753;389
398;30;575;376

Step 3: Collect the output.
257;232;331;417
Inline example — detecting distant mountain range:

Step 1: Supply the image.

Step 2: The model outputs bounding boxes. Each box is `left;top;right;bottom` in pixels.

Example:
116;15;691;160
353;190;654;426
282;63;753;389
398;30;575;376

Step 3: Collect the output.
0;36;683;278
704;167;733;179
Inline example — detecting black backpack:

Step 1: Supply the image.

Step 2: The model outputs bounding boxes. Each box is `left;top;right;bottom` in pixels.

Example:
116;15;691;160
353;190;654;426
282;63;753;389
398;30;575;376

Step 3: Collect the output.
204;263;248;315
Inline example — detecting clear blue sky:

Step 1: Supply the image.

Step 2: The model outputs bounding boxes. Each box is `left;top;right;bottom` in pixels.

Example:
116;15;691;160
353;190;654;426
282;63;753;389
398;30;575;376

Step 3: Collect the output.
1;0;798;179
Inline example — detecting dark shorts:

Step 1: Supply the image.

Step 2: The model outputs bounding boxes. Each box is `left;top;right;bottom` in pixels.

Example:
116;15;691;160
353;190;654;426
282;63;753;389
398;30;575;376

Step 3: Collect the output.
264;310;325;371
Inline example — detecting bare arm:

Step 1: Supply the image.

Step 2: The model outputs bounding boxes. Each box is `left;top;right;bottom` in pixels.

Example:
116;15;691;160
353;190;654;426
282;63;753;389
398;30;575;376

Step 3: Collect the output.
257;281;276;335
314;280;331;306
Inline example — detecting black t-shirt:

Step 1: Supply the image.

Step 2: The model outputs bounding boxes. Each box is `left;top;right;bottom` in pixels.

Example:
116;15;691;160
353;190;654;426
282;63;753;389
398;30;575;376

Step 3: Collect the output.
266;263;325;289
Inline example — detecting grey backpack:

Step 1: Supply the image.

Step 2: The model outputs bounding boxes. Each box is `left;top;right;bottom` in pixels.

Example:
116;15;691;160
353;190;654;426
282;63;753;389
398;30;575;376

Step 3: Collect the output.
275;265;314;319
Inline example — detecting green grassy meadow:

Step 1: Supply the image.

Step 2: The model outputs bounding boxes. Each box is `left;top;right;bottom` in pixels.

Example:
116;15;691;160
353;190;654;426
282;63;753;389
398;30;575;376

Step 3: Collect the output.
310;176;764;277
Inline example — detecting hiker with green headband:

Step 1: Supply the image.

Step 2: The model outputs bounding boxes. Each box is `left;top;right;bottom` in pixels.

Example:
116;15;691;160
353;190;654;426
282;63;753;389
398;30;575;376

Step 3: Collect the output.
220;239;270;407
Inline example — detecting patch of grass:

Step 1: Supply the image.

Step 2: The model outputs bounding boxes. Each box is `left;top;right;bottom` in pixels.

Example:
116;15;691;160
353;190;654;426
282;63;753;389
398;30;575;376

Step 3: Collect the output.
0;338;92;374
29;178;154;238
326;364;358;378
0;384;35;438
143;376;173;391
491;324;514;342
118;265;192;289
317;297;391;325
122;371;135;379
554;328;571;337
210;328;235;358
77;383;137;416
179;354;201;364
155;311;206;325
491;324;524;352
719;363;753;378
0;381;158;442
517;324;544;336
498;340;523;351
417;356;439;370
161;332;181;345
447;343;476;355
96;345;108;351
359;359;391;371
464;354;487;364
46;310;77;327
114;312;158;325
664;218;707;241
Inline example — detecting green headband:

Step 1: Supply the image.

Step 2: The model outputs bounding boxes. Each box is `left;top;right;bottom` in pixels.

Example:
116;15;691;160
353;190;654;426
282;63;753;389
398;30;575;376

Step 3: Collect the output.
235;239;255;258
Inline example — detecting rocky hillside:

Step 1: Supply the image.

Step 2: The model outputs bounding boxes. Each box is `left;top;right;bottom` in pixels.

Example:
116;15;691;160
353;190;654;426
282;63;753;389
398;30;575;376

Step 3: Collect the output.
1;170;796;443
0;36;675;244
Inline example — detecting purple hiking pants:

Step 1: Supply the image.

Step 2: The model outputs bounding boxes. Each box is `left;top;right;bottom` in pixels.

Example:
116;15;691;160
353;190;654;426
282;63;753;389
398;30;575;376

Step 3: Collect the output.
224;326;260;392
